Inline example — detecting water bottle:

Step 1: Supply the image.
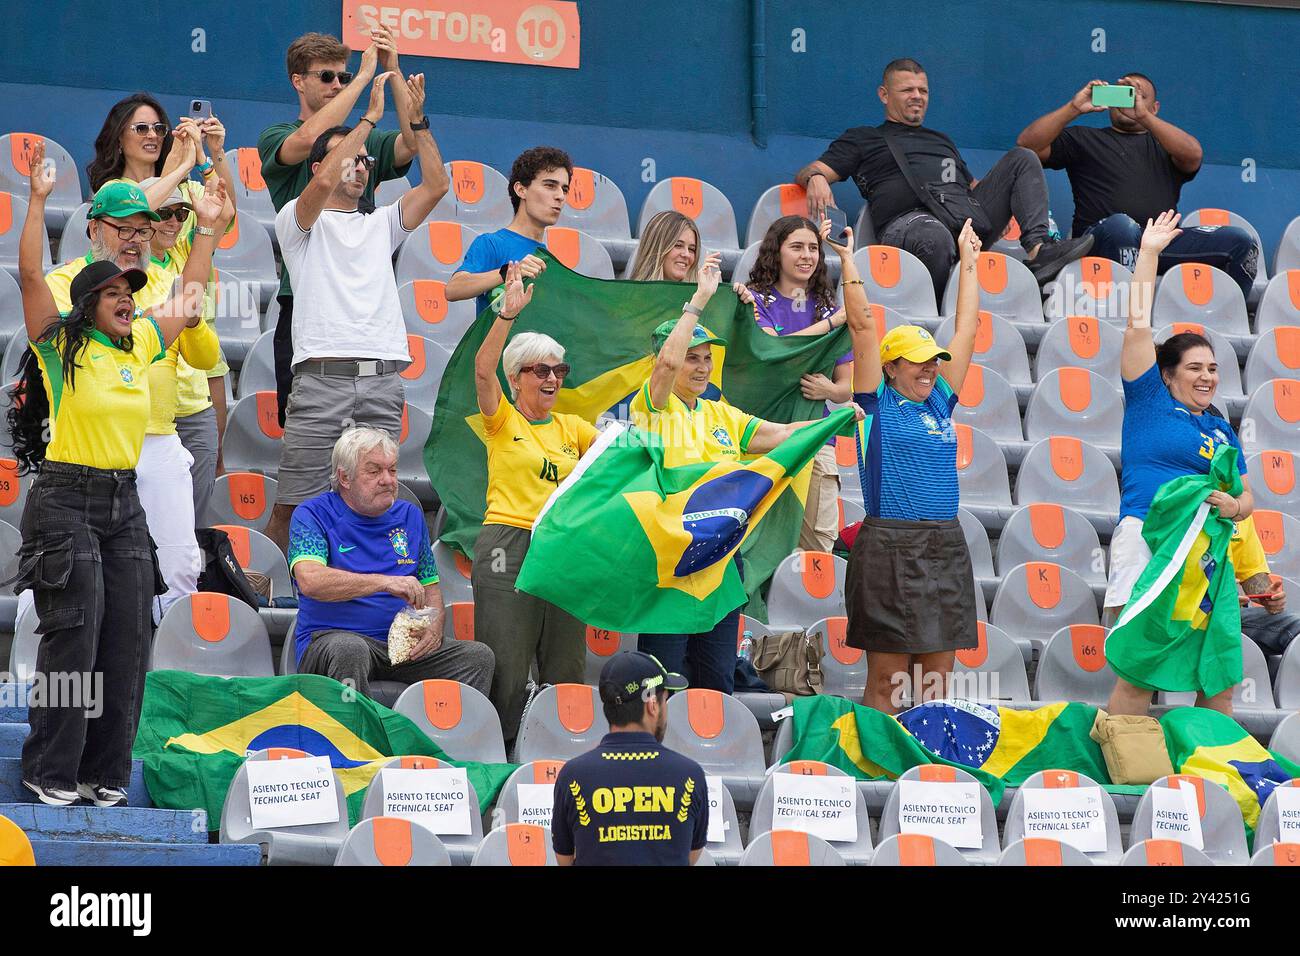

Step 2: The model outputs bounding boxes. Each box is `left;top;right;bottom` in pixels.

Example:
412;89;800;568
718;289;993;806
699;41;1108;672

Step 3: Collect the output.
738;629;754;662
1047;211;1062;242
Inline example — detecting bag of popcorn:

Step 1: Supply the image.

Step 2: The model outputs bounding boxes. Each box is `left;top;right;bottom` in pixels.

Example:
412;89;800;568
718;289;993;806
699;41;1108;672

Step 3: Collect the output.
388;606;435;665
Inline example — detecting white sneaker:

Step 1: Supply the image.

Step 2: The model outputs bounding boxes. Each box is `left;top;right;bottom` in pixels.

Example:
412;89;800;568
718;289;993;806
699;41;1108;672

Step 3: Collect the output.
77;783;128;808
23;780;79;806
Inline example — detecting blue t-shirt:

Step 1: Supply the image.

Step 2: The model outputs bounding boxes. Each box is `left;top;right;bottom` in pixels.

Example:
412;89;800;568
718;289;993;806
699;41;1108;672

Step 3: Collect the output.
456;228;545;317
287;492;439;663
853;377;960;521
1119;363;1246;521
551;732;709;866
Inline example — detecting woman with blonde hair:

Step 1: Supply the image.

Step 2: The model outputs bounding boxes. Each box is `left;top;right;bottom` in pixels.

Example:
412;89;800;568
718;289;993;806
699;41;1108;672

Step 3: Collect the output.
628;211;702;282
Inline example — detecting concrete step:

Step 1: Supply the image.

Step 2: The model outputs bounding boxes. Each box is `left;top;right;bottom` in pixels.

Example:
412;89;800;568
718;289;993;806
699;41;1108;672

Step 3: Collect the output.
31;839;261;866
0;803;206;843
0;758;151;807
0;722;27;756
0;705;29;724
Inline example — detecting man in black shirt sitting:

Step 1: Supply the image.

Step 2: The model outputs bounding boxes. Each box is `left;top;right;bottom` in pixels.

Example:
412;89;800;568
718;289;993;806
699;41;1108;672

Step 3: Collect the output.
797;57;1092;305
1017;74;1256;298
551;652;709;866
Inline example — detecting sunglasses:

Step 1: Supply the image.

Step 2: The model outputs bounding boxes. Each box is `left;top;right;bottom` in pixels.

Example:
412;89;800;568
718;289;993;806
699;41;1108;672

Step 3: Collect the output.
518;363;570;381
353;153;377;172
127;122;169;138
302;69;354;85
155;207;190;222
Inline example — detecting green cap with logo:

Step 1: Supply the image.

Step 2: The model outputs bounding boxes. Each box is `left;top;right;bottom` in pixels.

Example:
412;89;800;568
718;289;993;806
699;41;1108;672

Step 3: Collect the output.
88;181;161;223
650;319;727;355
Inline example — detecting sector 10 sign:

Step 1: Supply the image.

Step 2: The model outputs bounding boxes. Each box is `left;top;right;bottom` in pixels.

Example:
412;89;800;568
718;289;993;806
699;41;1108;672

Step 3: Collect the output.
344;1;580;69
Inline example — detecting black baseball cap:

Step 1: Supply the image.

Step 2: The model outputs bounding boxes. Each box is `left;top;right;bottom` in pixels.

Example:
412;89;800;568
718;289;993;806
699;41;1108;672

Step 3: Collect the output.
598;651;688;705
69;260;148;304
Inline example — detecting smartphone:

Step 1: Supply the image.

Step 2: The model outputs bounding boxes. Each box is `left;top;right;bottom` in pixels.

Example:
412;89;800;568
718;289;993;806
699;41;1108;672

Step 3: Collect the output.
824;206;849;246
1247;575;1285;605
1091;84;1135;109
189;99;213;121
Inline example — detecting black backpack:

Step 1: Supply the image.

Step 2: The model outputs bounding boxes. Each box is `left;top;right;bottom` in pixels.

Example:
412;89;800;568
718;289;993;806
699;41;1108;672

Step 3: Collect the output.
195;527;262;609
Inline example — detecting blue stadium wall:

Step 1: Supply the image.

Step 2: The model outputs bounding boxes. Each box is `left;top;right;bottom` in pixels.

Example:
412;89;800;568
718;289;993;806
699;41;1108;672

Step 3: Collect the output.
2;0;1297;253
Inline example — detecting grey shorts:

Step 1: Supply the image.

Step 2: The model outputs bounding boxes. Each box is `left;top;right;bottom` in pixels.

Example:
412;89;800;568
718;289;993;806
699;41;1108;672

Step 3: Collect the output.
275;370;404;506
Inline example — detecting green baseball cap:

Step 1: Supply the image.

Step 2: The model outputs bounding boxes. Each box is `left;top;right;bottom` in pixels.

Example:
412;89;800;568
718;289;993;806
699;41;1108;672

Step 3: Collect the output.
88;181;161;223
651;319;727;354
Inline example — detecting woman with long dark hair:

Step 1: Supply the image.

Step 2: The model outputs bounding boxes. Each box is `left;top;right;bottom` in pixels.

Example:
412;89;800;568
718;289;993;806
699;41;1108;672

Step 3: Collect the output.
746;215;851;551
11;141;228;807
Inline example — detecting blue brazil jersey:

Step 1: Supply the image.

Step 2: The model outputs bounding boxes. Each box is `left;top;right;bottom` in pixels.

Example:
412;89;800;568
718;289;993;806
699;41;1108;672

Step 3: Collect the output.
288;493;439;663
456;228;545;317
853;377;960;521
1120;363;1246;522
552;732;709;865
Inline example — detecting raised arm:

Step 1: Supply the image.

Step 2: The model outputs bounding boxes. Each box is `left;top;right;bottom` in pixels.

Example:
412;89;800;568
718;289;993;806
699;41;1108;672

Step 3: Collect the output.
1122;210;1181;381
275;43;379;167
795;160;841;226
140;129;198;207
370;23;418;167
295;72;391;232
843;227;883;394
193;113;239;213
1118;85;1202;175
474;261;533;418
19;141;59;340
647;253;721;410
1016;80;1107;162
940;220;982;394
153;179;231;345
395;73;450;230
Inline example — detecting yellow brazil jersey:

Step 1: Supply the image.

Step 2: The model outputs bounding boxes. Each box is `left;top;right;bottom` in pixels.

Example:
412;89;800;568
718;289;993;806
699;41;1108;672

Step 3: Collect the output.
628;379;761;469
482;398;598;530
1230;516;1270;581
46;252;175;317
150;246;228;423
31;316;166;470
146;319;220;435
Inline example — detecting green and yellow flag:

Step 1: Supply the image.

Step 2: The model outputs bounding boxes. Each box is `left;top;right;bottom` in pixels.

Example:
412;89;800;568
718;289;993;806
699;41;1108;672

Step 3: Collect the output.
515;408;855;634
133;671;515;830
1106;445;1244;697
423;251;850;609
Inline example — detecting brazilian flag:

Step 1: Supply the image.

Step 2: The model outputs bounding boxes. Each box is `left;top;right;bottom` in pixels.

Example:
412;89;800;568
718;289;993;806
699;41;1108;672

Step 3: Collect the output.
423;251;850;607
515;409;855;634
133;671;515;830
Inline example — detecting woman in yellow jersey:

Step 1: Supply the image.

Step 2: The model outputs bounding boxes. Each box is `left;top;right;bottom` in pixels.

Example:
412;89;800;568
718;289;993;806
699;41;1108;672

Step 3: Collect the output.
8;141;228;807
632;254;864;692
471;261;599;742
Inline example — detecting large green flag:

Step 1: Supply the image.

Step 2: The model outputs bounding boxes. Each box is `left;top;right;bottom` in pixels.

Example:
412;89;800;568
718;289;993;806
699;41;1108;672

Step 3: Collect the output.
423;250;850;595
514;408;855;634
1106;444;1244;697
133;671;515;830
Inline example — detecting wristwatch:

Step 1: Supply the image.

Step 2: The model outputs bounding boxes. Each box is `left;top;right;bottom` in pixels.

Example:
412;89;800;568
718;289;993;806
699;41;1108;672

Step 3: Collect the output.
195;225;217;237
409;115;430;132
682;302;703;317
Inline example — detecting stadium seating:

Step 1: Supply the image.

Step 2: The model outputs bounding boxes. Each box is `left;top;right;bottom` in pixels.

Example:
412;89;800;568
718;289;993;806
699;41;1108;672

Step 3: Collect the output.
1243;327;1300;394
637;177;739;257
1251;843;1300;867
0;134;83;231
429;161;512;231
1240;379;1300;457
701;775;746;865
1014;437;1120;535
582;626;639;685
766;550;847;629
1034;625;1114;705
213;524;292;601
877;764;1001;864
940;252;1043;330
1278;217;1300;274
398;334;447;412
210;472;277;532
446;600;475;643
1276;637;1300;711
397;403;434;500
1034;314;1124;386
739;829;846;866
990;563;1100;661
852;203;877;248
236;330;276;397
151;592;275;677
219;748;349;865
212;212;278;307
959;507;996;592
1129;774;1249;865
394;221;482;288
952;621;1032;703
937;311;1031;389
750;760;874;865
225;147;277;246
852;244;938;321
1121;839;1215;866
0;268;22;352
514;683;610;764
996;838;1094;866
1254;509;1300;580
430;540;473;604
745;183;810;247
0;191;52;279
494;759;565;827
1042;257;1132;325
360;755;483;865
1157;635;1275;721
335;817;450;867
392;679;506;763
1182;207;1268;305
729;240;760;285
1272;711;1300;764
954;364;1023;445
1255;270;1300;334
55;202;89;262
990;216;1027;261
221;390;283;476
1002;770;1123;864
208;268;262;364
1023;368;1123;452
558;167;632;250
0;461;28;544
954;425;1013;529
996;503;1106;591
471;823;557;866
807;615;865;703
0;328;27;382
1152;262;1249;336
870;832;969;866
662;689;766;809
398;278;477;350
1252;779;1299;848
374;175;411;209
838;495;865;532
542;225;615;279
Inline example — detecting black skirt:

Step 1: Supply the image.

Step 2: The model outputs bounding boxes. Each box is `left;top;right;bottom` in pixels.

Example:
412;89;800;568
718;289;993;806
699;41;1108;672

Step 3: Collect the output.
845;515;979;654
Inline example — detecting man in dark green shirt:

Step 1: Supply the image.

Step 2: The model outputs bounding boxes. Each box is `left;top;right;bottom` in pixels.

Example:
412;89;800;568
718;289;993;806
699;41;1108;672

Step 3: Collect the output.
257;26;418;426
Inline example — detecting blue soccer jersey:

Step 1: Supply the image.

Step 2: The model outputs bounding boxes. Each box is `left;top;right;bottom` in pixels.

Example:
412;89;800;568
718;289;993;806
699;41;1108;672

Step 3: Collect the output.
853;377;960;521
456;228;545;317
288;493;439;664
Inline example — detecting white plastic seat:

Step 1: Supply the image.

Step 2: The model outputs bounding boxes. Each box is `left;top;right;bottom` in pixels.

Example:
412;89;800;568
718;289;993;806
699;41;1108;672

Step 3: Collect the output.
1151;262;1249;335
807;616;864;702
212;212;278;307
1253;509;1300;580
428;161;512;231
954;425;1013;527
151;592;275;677
729;240;760;286
398;334;448;413
750;760;874;865
211;524;292;601
936;311;1031;386
870;832;969;866
360;755;482;865
997;503;1105;590
1014;436;1120;532
54;202;90;263
997;837;1095;866
398;278;477;350
1034;314;1124;386
0;459;30;530
335;817;451;866
557;166;631;243
1182;207;1267;305
940;251;1042;327
1255;270;1300;334
745;183;810;247
1042;256;1132;324
766;550;847;629
1023;368;1123;451
637;176;739;254
1239;379;1300;458
471;823;558;866
1003;769;1122;864
394;221;483;287
219;748;349;865
953;364;1022;444
582;626;639;685
0;268;23;352
224;147;278;246
662;689;767;810
878;764;1001;864
1275;635;1300;710
990;563;1100;661
1250;842;1300;867
210;472;277;532
953;621;1031;703
236;330;276;398
0;134;83;232
1121;839;1215;866
852;244;938;320
430;540;473;604
1243;327;1300;394
397;403;434;500
1129;774;1249;865
514;683;610;764
221;390;283;476
494;759;565;827
391;679;507;764
1251;779;1299;849
1271;711;1300;763
542;225;615;279
0;191;52;279
740;829;846;866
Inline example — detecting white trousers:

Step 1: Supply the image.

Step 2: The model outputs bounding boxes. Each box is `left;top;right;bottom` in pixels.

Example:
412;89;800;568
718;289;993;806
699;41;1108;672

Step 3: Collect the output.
137;433;201;624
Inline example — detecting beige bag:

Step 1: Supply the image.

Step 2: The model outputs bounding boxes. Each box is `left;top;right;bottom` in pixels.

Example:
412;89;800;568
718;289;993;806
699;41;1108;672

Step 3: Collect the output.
244;571;272;603
752;629;824;697
1089;709;1175;785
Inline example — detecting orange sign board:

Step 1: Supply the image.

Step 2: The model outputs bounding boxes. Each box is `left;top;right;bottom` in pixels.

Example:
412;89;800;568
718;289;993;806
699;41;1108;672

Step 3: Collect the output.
343;1;580;69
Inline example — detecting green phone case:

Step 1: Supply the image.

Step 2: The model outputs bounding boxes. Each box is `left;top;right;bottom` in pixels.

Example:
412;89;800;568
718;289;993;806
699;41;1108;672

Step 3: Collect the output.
1091;85;1135;108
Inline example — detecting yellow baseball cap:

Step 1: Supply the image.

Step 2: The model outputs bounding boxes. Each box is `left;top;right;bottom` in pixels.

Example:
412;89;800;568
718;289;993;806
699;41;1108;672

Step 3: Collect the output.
879;324;952;364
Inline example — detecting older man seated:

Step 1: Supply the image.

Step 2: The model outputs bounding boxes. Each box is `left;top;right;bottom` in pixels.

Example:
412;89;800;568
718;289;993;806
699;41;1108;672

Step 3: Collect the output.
288;426;494;700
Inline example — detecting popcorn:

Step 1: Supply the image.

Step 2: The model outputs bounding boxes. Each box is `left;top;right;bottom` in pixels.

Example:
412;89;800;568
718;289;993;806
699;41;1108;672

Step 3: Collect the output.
388;607;435;665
